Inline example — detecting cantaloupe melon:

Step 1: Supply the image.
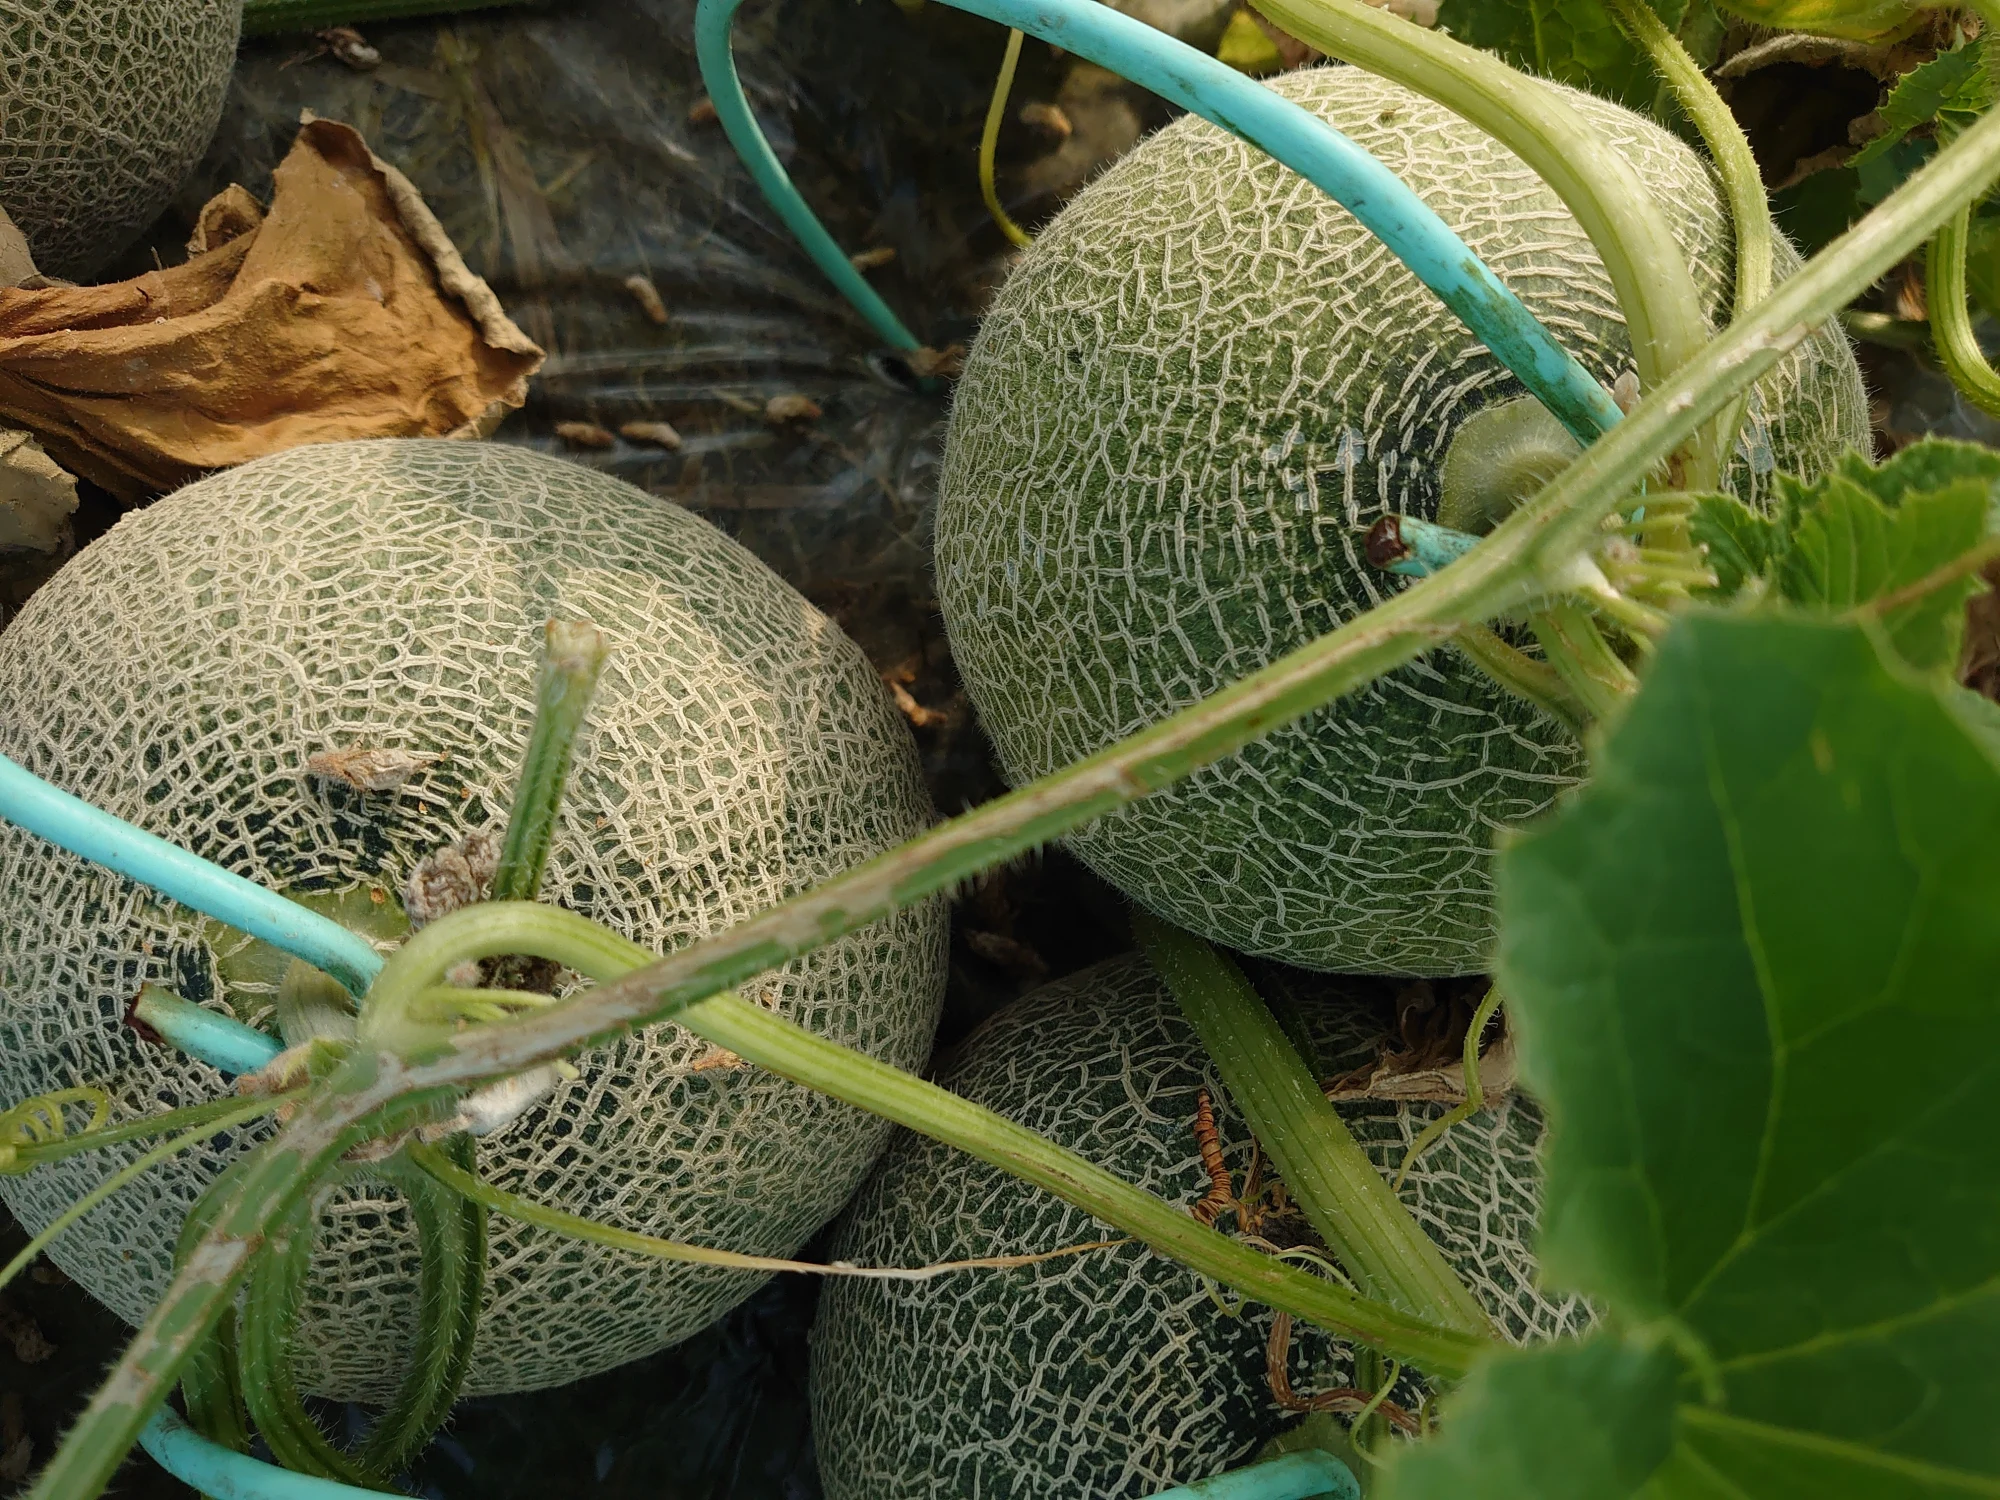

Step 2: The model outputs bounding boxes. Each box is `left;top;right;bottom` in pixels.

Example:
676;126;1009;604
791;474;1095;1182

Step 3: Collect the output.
809;955;1586;1498
935;65;1869;976
0;438;948;1401
0;0;240;279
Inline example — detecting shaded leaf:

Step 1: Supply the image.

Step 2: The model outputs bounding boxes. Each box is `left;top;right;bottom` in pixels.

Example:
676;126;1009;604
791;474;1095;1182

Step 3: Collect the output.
1433;0;1697;113
1387;613;2000;1496
1777;477;1988;670
1380;1335;1680;1499
1689;440;1999;673
1851;38;1991;171
1688;492;1778;596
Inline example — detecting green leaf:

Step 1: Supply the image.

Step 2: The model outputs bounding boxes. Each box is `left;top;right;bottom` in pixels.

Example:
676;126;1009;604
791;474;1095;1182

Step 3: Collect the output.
1852;39;1991;172
1832;439;2000;517
1381;1335;1681;1499
1692;440;2000;672
1385;612;2000;1497
1688;493;1779;596
1777;477;1989;670
1433;0;1697;113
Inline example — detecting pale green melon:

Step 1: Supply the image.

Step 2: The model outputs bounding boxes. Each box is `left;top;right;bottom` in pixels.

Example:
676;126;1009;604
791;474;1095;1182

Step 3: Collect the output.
935;65;1869;976
810;955;1587;1498
0;439;948;1401
0;0;240;279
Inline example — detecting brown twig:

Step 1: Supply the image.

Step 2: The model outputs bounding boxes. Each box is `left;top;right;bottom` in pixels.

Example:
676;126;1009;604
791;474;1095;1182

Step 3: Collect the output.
1264;1311;1422;1434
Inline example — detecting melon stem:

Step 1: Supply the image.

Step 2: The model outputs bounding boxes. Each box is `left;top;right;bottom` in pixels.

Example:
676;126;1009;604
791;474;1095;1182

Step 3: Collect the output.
1131;910;1495;1341
1247;0;1721;488
490;620;610;907
362;902;1494;1375
1605;0;1775;486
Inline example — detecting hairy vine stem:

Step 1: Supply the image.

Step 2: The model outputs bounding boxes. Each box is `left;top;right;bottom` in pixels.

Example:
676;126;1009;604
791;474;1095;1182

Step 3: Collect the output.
1134;911;1493;1336
1247;0;1721;485
980;29;1034;248
1929;202;2000;416
1606;0;1776;471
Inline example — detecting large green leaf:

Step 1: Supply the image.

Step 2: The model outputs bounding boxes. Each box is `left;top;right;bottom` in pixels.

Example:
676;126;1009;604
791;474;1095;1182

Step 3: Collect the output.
1382;612;2000;1497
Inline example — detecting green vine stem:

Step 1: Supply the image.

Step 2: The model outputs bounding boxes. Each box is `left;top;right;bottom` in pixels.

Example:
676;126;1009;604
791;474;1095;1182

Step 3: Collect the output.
980;30;1035;248
238;1196;379;1486
1607;0;1773;319
1393;983;1505;1191
0;1094;290;1299
491;620;611;905
409;1142;1125;1280
1450;626;1590;734
25;1067;454;1500
1605;0;1776;472
371;905;1489;1374
29;103;2000;1500
179;1311;249;1455
353;1150;484;1476
1132;910;1493;1337
1928;202;2000;416
239;0;540;34
1248;0;1721;486
4;1094;299;1174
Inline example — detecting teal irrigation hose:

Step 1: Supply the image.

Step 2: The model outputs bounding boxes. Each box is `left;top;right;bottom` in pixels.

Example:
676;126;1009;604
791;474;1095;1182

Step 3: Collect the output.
140;1410;395;1500
1152;1450;1362;1500
132;988;287;1077
693;0;1625;444
0;754;383;997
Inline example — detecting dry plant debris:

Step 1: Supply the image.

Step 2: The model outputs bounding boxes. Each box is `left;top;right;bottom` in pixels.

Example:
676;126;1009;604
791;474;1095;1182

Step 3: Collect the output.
0;117;544;501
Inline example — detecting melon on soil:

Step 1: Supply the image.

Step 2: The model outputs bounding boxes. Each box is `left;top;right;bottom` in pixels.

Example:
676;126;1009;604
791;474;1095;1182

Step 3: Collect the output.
809;954;1588;1498
935;65;1870;977
0;439;948;1401
0;0;240;280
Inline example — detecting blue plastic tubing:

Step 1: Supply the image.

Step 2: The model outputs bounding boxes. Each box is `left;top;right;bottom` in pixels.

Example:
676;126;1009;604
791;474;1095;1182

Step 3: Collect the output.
141;1410;393;1500
692;0;1624;445
1152;1450;1362;1500
132;987;286;1076
0;753;383;996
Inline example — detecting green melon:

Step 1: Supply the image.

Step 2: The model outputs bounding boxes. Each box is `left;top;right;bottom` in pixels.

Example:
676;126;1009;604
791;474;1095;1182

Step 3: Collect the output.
0;0;240;280
809;954;1586;1498
0;438;948;1401
935;65;1869;976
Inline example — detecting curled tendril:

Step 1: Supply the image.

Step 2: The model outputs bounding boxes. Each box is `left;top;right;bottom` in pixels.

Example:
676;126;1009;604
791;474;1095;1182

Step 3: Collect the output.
0;1087;111;1171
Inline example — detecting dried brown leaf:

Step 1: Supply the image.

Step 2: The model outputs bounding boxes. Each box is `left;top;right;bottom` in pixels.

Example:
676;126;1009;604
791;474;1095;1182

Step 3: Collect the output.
0;118;544;500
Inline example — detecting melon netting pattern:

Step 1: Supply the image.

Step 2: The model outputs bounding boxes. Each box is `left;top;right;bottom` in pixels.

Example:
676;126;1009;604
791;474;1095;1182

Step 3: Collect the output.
0;439;947;1401
935;65;1871;977
810;955;1588;1499
0;0;240;279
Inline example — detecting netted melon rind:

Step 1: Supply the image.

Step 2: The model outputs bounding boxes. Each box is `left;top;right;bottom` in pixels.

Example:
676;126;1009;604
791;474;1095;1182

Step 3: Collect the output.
0;0;241;280
935;66;1870;977
809;955;1588;1498
0;439;947;1400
